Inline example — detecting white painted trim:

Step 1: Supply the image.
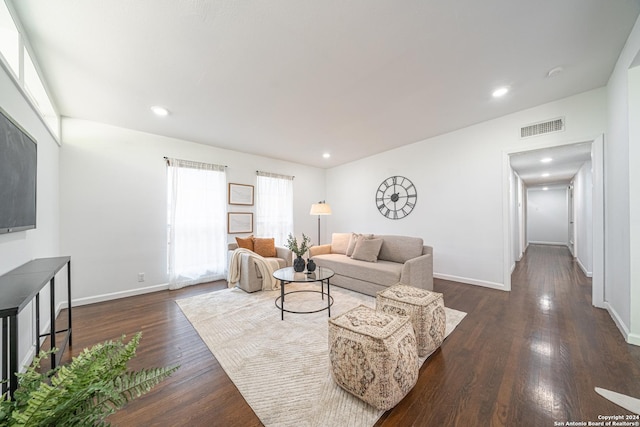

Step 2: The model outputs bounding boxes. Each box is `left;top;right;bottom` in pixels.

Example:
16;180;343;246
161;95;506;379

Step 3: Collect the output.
528;241;569;246
19;346;37;374
58;282;170;308
503;135;605;308
502;151;513;291
19;301;62;373
605;302;635;344
576;257;593;278
434;273;507;291
591;135;605;308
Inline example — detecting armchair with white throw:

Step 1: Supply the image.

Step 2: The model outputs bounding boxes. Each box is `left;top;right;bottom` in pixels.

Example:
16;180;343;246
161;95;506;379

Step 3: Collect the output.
227;236;293;292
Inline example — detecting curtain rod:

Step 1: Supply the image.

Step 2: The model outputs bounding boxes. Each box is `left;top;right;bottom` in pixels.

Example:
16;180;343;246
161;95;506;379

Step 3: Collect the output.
164;156;227;167
256;170;295;179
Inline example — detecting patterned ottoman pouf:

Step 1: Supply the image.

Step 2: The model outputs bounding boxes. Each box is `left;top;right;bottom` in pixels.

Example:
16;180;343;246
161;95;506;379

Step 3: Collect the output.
376;283;446;357
328;305;419;410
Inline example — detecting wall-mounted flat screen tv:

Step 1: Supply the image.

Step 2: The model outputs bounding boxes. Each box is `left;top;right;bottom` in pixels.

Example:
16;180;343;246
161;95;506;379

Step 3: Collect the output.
0;106;37;234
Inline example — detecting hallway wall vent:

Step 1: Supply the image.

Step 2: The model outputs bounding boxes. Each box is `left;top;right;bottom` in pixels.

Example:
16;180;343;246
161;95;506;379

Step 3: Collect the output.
520;117;565;138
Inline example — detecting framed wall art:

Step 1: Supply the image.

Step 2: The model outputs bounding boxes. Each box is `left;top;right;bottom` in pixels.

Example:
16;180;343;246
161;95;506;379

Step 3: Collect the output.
228;183;254;205
228;212;253;234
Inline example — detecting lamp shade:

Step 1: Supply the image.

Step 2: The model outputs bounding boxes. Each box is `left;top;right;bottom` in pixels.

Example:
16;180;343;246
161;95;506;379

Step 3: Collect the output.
310;203;332;215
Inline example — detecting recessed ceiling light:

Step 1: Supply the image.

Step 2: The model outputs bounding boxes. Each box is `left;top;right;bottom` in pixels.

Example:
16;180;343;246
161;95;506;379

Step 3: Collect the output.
150;105;170;117
541;157;553;163
541;173;550;177
543;187;549;191
492;87;509;98
322;153;330;159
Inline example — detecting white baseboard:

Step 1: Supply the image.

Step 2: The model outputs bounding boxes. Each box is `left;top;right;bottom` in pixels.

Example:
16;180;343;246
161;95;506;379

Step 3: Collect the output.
576;257;593;277
433;273;507;291
20;304;59;373
58;282;170;308
528;241;568;246
20;346;37;374
604;302;639;346
629;333;640;346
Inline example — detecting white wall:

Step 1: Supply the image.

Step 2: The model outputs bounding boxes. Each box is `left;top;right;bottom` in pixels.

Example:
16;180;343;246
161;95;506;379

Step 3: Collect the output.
629;63;640;343
605;14;640;344
0;64;61;368
326;88;606;290
573;161;593;276
60;118;326;304
526;186;569;246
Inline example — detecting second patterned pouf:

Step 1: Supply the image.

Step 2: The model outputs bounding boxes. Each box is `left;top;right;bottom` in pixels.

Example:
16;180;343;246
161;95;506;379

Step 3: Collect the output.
376;283;446;357
328;304;419;410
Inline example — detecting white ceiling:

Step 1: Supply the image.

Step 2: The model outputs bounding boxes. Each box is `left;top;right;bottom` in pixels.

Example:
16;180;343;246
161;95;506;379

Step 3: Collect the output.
8;0;640;168
509;142;593;187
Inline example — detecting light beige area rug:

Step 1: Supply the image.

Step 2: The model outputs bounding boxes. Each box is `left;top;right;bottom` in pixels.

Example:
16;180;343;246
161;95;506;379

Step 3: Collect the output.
595;387;640;415
177;283;466;427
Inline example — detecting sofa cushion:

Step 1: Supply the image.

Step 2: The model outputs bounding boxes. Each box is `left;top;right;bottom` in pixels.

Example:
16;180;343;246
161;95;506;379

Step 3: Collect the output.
313;254;402;286
351;238;383;262
331;233;352;255
346;233;373;256
254;237;276;258
235;235;254;251
375;235;424;263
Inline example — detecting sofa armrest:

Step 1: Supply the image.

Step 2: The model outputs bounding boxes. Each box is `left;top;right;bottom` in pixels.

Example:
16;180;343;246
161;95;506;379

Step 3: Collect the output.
229;242;239;251
309;244;332;257
400;253;433;291
275;246;293;267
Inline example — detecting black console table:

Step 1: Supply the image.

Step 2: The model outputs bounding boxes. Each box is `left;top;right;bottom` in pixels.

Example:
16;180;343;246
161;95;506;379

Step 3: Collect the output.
0;257;72;398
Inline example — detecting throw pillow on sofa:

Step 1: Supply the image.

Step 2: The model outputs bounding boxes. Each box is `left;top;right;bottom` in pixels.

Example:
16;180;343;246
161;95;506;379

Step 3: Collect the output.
346;232;374;256
351;237;383;262
236;235;254;251
330;233;352;254
254;237;276;257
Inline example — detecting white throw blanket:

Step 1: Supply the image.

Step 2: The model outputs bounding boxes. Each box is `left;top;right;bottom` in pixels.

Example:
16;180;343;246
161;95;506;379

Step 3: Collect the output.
227;248;281;291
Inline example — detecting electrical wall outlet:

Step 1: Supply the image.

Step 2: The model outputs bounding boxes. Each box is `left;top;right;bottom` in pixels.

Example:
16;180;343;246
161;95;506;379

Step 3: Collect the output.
138;272;145;282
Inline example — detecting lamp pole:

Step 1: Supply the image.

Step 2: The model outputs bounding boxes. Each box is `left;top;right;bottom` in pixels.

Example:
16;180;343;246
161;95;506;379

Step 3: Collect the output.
309;201;332;246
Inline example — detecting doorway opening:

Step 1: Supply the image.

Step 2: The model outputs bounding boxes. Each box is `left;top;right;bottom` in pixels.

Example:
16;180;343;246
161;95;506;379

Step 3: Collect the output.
502;136;604;307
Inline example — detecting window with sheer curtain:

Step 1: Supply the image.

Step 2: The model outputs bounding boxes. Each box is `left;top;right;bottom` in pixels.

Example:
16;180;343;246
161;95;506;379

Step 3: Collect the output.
166;158;227;289
256;171;294;246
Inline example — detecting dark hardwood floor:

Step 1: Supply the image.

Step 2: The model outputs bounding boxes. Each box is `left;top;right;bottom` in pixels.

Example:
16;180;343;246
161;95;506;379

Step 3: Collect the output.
51;244;640;426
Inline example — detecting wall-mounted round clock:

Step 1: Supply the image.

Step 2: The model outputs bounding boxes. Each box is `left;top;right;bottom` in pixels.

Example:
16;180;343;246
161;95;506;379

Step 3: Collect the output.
375;176;417;220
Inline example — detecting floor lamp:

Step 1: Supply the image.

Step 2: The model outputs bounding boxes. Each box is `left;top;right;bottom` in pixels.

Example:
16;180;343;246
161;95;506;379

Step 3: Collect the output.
309;201;332;245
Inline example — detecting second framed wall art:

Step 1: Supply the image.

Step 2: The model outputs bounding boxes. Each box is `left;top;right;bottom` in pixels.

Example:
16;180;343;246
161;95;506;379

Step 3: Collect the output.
228;212;253;234
228;183;254;205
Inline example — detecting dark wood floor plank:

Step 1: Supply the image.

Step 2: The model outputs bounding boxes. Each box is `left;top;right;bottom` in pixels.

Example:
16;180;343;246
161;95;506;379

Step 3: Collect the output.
43;244;640;426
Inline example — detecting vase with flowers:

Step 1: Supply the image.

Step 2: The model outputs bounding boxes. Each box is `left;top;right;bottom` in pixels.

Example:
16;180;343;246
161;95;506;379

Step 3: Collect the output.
286;233;311;272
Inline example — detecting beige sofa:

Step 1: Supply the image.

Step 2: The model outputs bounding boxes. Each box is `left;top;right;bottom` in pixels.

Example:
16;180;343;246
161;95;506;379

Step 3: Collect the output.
309;233;433;297
227;243;292;292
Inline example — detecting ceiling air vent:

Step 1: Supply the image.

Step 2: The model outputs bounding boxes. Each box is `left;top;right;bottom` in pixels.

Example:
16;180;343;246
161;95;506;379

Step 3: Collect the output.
520;117;565;138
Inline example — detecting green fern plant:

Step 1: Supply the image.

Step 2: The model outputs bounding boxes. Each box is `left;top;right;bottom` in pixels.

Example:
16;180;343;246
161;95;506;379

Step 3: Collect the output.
0;332;178;427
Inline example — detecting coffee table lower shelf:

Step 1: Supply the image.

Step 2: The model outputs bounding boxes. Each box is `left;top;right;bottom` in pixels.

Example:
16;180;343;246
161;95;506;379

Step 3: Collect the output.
275;289;334;316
